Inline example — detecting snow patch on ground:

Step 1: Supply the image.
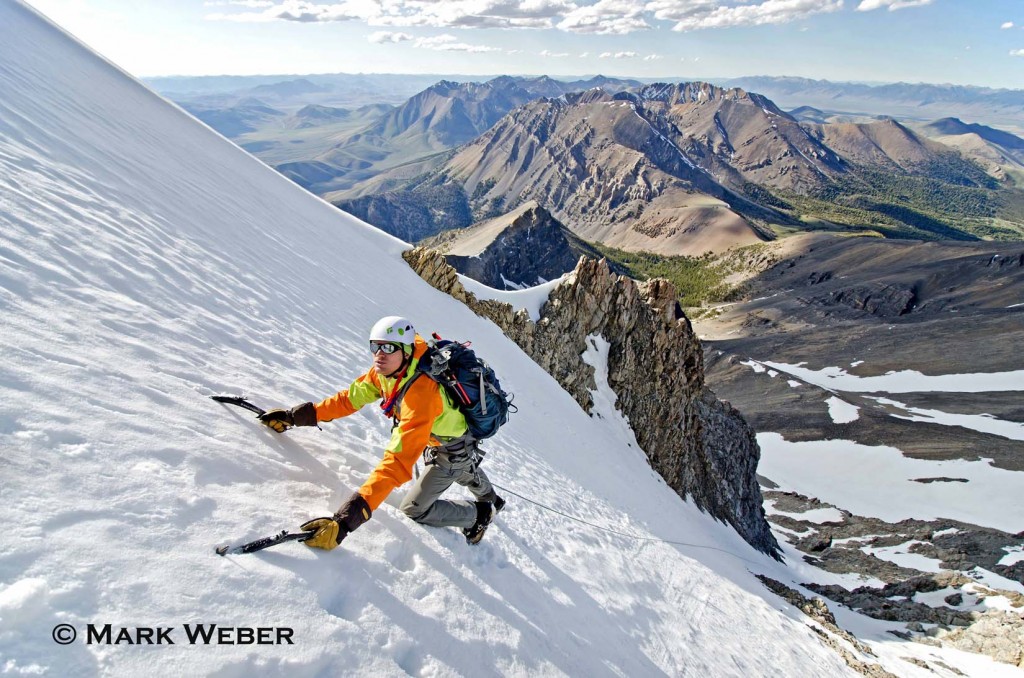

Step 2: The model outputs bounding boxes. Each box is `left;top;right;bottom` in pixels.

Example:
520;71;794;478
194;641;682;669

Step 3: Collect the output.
863;541;945;573
764;500;846;524
997;545;1024;566
825;396;860;424
458;274;566;322
913;587;972;609
760;362;1024;393
757;433;1024;533
580;334;645;460
869;397;1024;441
967;568;1024;596
741;359;766;374
932;528;960;538
831;534;888;547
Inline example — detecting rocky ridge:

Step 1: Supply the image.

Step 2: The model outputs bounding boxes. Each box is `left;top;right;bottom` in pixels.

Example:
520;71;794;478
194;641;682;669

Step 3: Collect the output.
424;203;588;288
403;246;779;555
762;488;1024;668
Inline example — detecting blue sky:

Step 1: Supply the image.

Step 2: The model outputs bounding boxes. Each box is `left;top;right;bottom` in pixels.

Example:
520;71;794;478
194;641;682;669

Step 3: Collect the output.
26;0;1024;88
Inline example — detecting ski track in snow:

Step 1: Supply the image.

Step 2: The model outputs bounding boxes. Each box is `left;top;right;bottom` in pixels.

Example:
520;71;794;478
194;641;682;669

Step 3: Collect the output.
0;4;1020;677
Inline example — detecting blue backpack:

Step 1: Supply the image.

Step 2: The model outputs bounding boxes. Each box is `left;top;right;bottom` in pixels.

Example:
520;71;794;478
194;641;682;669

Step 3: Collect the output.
414;334;514;441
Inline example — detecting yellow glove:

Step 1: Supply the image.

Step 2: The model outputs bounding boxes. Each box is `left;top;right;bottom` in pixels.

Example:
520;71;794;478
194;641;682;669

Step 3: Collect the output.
300;517;345;550
259;409;294;433
259;403;317;433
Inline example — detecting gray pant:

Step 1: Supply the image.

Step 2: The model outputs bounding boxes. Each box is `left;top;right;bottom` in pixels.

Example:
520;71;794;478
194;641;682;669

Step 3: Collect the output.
399;446;497;529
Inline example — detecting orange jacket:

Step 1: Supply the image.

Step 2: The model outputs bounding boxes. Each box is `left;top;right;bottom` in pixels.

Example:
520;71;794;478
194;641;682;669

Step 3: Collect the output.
313;335;467;511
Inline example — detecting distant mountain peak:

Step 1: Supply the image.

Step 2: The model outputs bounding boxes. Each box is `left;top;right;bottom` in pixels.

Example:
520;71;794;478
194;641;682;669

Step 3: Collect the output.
295;103;349;118
923;117;1024;149
429;79;463;93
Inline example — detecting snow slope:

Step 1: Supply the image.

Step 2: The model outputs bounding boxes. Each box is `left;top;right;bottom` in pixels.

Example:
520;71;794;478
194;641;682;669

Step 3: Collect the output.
0;2;1016;676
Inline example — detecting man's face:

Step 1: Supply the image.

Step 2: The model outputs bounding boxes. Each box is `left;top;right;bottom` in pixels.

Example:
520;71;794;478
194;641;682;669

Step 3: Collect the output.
371;341;405;374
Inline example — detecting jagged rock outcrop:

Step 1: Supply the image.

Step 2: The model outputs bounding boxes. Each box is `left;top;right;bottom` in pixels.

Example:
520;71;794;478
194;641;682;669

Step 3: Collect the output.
928;611;1024;667
806;574;980;626
426;203;586;289
755;576;898;678
403;246;779;555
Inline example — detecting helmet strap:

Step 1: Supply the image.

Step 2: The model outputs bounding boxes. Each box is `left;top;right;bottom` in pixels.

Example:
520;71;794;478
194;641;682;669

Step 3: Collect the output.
383;349;412;380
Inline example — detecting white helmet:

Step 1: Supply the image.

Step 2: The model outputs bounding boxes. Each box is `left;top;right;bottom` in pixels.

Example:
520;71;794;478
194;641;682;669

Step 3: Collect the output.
369;316;416;347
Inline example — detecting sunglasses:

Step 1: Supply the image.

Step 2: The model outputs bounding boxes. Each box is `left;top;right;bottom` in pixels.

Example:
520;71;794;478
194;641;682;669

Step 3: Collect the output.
370;342;402;355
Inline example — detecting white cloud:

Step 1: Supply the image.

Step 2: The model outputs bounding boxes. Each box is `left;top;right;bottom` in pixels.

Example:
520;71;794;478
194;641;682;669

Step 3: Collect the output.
368;30;413;43
416;34;458;47
211;0;575;28
643;53;664;60
205;0;925;35
653;0;843;32
856;0;934;11
599;50;639;58
414;34;501;52
557;0;651;34
207;0;375;22
204;0;274;6
1002;21;1015;30
540;49;570;57
1011;49;1024;57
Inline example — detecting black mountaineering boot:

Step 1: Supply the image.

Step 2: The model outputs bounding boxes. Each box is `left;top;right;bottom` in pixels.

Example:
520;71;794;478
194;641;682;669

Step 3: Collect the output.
463;501;497;545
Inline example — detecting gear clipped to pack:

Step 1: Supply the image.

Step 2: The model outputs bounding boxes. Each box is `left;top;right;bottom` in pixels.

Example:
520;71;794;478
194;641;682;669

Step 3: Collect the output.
416;332;515;441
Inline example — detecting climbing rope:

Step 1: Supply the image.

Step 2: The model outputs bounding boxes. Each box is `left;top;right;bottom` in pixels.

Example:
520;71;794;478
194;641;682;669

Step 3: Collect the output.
491;482;768;566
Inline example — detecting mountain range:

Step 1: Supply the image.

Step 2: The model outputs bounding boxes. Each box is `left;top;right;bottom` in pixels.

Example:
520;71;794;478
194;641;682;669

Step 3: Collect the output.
150;72;1024;134
339;81;1012;257
156;72;1024;263
722;76;1024;134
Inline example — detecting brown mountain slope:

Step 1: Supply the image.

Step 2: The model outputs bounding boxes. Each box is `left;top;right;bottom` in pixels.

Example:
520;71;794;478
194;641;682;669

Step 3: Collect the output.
931;132;1024;183
337;81;1020;253
805;118;954;172
910;118;1024;184
630;82;845;192
437;84;841;255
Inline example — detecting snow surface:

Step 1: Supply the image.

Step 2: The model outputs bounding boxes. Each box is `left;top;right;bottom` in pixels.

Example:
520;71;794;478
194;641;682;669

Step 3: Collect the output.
1;4;1019;676
764;501;846;525
998;545;1024;567
825;396;860;424
757;433;1024;533
579;335;646;460
759;361;1024;393
740;359;766;374
862;541;945;574
458;273;564;322
868;397;1024;441
750;356;1024;532
913;587;973;610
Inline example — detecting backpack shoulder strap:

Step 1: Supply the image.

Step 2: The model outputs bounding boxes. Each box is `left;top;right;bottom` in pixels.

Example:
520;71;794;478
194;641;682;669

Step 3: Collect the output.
389;370;423;423
390;345;442;420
